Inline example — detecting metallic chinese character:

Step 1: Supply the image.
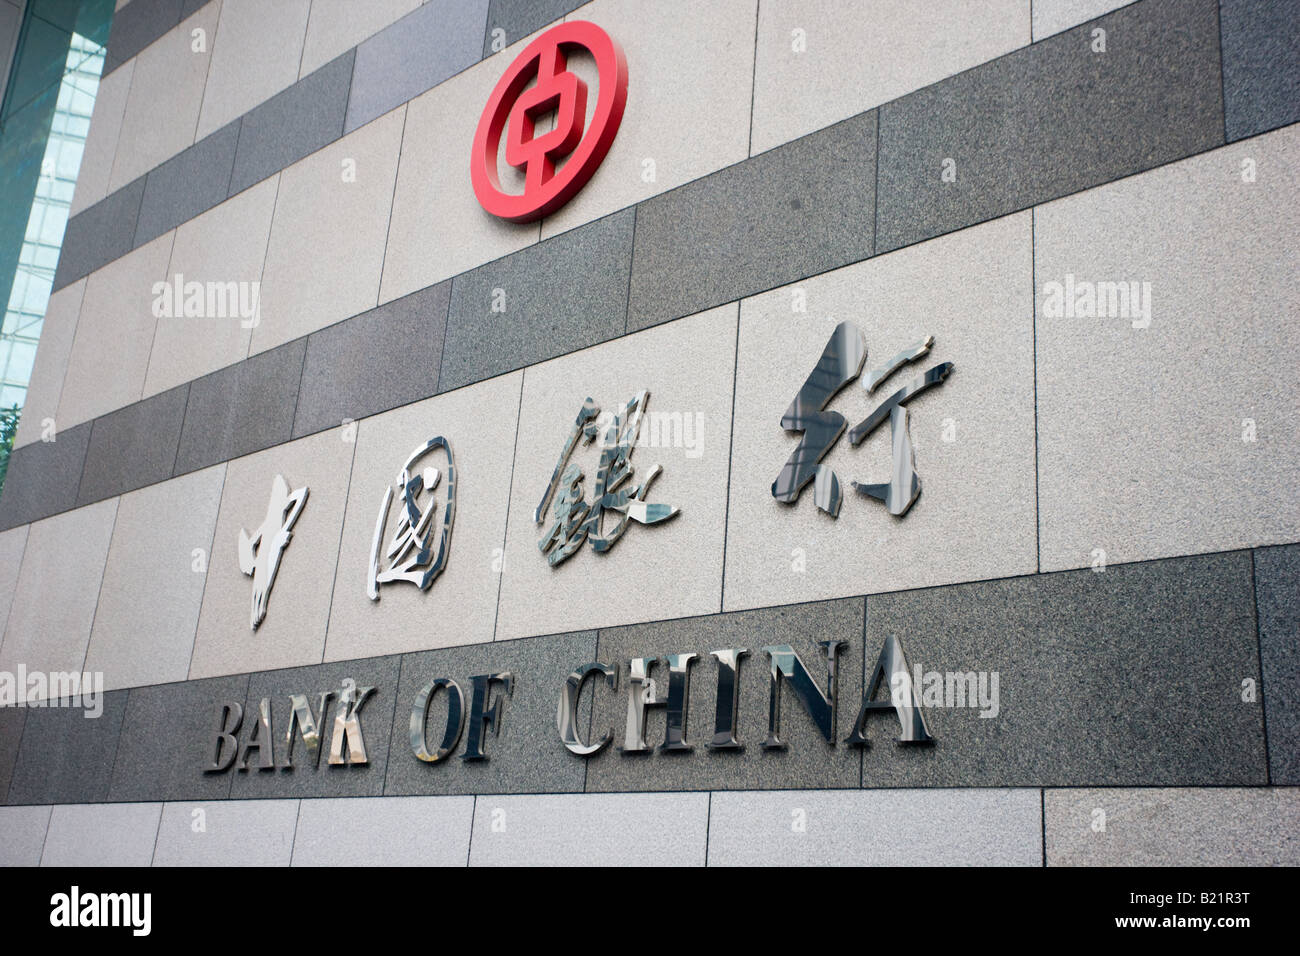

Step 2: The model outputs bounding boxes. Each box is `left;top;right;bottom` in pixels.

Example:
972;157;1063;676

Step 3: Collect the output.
772;326;952;519
368;437;456;601
238;474;308;630
771;321;865;518
535;390;679;566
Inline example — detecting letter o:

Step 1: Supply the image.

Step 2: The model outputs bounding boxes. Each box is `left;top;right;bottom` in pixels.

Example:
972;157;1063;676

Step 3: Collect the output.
410;678;466;763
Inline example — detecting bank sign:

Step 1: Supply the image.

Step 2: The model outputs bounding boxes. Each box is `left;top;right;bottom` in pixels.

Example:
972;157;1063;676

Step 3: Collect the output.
471;21;628;222
204;634;933;775
210;23;965;780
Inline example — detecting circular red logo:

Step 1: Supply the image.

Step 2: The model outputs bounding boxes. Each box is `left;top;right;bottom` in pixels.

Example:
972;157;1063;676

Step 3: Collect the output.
471;21;628;223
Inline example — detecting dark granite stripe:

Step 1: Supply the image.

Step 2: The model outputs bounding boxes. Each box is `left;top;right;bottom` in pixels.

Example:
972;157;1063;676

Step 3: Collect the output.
0;550;1275;804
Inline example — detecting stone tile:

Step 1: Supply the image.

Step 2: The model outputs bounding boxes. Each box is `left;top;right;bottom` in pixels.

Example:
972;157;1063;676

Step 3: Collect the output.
1255;544;1300;785
751;0;1028;156
84;466;226;690
494;303;736;641
0;421;91;531
104;0;184;74
377;31;540;306
253;106;404;354
6;691;128;804
860;551;1267;786
1220;0;1300;142
69;60;132;217
0;500;119;696
13;280;83;449
134;119;240;247
40;803;160;866
109;1;220;192
537;0;757;241
228;50;353;196
383;631;595;797
470;792;710;866
1045;787;1300;865
188;428;353;679
143;175;279;399
439;209;632;392
292;796;473;866
1031;0;1130;39
107;673;247;802
584;599;864;793
0;704;25;803
1035;126;1300;571
875;0;1224;253
52;175;145;291
172;338;305;476
76;385;189;506
292;281;450;440
0;526;26;645
0;805;50;865
627;112;876;332
58;232;173;428
708;788;1042;865
481;0;576;56
325;372;520;662
723;212;1036;611
344;0;488;134
195;0;311;141
225;655;400;800
298;0;421;77
153;798;299;865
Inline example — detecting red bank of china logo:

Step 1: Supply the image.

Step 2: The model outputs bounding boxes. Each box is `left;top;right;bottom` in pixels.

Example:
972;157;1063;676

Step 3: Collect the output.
471;21;628;222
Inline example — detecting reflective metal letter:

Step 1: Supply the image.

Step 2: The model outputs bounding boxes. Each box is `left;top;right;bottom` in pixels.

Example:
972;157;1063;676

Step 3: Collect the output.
557;662;617;756
863;335;934;393
205;701;243;773
659;653;696;752
281;691;334;769
621;658;696;754
761;641;847;749
537;391;679;565
327;682;376;766
410;678;465;763
707;648;748;751
851;405;922;516
846;634;933;746
621;656;663;754
368;437;455;600
238;697;275;771
536;398;601;524
771;321;866;517
238;474;308;630
462;672;514;762
847;362;953;446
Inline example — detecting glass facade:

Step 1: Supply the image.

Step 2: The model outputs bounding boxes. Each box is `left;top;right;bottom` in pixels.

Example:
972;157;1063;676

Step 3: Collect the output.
0;0;113;486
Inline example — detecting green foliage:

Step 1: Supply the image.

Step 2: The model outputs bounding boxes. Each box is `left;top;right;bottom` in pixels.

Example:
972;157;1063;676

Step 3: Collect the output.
0;404;20;495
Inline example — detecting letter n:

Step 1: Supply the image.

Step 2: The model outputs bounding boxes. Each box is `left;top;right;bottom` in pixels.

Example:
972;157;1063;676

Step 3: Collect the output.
281;691;334;769
761;641;846;748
